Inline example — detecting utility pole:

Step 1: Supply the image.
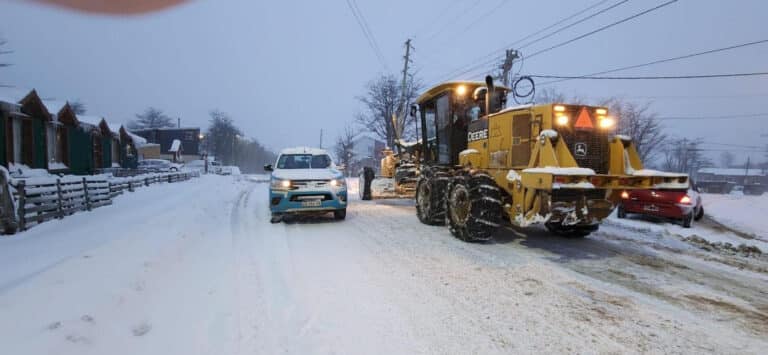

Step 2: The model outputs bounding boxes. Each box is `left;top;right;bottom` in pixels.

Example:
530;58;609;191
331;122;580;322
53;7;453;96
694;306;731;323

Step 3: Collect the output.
393;38;414;151
319;129;323;149
500;49;520;87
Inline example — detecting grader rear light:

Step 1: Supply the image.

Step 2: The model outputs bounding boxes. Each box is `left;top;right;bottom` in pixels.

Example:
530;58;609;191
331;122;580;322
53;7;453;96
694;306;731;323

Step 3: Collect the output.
554;176;569;184
556;115;570;126
554;105;566;112
598;116;616;129
621;191;629;199
596;108;607;115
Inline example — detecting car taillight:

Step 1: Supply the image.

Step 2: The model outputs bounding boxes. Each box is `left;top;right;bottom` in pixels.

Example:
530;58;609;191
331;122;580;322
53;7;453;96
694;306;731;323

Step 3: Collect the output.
620;191;629;199
679;195;692;204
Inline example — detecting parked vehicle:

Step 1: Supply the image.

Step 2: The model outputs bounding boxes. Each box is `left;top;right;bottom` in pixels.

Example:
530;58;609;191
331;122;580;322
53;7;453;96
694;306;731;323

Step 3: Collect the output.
137;159;178;172
617;184;704;228
264;147;347;223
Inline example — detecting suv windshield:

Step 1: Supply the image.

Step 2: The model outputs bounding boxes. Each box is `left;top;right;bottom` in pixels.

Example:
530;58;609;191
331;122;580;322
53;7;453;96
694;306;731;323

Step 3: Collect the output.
277;154;331;169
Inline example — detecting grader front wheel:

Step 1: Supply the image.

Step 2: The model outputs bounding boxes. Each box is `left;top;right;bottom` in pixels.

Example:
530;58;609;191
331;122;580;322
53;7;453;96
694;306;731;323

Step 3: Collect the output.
447;173;502;242
415;175;448;226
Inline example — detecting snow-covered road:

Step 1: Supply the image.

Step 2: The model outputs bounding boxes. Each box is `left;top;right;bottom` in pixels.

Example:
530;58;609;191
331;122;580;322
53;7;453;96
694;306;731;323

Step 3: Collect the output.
1;176;766;354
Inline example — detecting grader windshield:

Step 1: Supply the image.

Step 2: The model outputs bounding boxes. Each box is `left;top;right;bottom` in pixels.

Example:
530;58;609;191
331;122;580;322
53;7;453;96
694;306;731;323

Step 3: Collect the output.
417;81;509;166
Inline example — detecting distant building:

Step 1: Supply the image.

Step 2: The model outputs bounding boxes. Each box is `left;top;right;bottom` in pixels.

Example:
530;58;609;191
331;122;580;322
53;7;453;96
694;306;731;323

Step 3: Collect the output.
696;168;767;186
131;127;200;162
351;133;385;173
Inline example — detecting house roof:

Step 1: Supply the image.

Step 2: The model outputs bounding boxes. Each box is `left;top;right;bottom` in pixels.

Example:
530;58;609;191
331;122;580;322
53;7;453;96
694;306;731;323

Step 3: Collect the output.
698;168;765;177
76;114;104;128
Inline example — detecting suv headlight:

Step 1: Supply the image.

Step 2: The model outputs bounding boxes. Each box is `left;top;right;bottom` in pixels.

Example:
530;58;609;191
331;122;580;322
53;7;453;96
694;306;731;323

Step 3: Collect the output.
271;179;291;189
330;178;346;187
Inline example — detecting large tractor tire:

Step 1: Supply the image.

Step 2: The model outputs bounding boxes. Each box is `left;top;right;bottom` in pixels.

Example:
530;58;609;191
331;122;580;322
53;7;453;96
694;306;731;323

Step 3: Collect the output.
447;173;503;242
415;172;449;225
545;222;598;238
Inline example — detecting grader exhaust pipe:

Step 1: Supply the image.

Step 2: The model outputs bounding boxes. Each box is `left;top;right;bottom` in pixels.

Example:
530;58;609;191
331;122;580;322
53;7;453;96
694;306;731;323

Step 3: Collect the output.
485;75;495;117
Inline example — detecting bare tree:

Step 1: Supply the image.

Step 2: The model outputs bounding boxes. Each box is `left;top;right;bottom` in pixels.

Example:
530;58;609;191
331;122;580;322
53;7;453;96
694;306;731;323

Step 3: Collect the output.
661;138;713;175
128;107;174;130
535;87;569;104
334;125;356;176
206;109;242;165
602;99;667;162
69;99;86;115
355;74;422;147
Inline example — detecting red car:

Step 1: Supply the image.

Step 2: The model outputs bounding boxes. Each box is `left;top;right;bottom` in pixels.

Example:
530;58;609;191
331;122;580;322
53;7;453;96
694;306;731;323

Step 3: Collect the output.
617;185;704;228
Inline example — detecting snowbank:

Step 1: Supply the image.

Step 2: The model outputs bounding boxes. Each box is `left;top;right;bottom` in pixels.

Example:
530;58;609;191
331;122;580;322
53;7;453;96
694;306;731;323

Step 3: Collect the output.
702;193;767;241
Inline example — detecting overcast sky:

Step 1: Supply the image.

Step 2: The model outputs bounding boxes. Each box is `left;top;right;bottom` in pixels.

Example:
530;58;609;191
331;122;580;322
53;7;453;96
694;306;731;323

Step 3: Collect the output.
1;0;767;164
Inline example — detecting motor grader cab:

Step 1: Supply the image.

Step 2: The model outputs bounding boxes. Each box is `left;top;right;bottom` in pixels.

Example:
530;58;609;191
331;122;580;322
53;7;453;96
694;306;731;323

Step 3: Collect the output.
412;77;689;241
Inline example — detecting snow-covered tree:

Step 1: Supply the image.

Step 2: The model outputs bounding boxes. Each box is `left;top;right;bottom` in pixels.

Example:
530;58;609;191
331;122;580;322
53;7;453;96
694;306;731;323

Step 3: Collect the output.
129;107;174;130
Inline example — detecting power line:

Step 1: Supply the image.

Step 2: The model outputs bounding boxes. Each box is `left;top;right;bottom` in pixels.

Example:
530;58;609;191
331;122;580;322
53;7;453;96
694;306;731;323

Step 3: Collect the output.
345;0;388;70
656;113;768;120
426;0;621;85
518;0;630;50
412;0;463;39
423;0;484;42
526;0;680;60
539;39;768;86
529;71;768;80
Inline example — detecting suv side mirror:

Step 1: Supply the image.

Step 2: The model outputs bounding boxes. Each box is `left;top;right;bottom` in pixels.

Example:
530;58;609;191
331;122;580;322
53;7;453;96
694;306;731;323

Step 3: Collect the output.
263;164;273;172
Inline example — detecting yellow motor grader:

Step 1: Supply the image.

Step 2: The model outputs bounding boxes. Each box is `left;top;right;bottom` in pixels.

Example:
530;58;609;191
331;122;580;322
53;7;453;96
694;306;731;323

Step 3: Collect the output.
412;77;688;241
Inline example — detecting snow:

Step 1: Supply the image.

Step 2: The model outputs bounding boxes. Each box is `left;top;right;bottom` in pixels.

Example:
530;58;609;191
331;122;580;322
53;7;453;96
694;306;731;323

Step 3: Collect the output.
492;103;533;115
701;193;768;241
76;114;103;127
539;129;558;139
1;175;767;354
125;130;148;146
614;134;632;141
698;168;765;177
48;162;69;171
523;167;596;175
459;148;478;157
632;169;687;178
279;146;329;156
506;170;521;182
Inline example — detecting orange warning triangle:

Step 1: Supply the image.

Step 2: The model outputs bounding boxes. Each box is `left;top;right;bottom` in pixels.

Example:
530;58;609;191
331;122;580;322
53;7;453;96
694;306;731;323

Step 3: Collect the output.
574;107;593;129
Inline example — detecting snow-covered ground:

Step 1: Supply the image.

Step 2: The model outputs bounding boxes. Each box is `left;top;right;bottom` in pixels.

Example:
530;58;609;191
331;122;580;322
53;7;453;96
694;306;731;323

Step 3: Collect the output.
0;176;766;354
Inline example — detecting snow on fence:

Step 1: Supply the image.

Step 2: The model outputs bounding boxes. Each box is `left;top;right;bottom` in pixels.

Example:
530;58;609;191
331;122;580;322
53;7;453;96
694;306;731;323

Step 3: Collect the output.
1;171;199;234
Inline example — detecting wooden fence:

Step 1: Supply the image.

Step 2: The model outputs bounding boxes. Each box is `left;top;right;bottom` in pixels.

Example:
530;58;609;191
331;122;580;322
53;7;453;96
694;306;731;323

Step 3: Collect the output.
1;171;198;234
